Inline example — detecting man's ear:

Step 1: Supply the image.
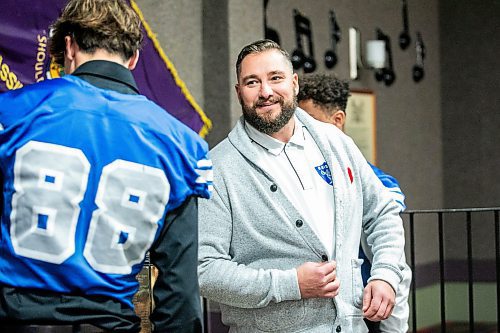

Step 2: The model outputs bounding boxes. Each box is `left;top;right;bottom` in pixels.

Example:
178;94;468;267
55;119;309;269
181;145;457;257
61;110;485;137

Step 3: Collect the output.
63;35;79;74
128;50;140;70
332;110;346;130
64;36;76;61
292;72;299;96
235;84;244;105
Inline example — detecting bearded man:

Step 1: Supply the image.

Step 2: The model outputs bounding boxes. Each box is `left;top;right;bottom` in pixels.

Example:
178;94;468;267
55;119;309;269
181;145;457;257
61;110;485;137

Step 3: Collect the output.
197;39;406;333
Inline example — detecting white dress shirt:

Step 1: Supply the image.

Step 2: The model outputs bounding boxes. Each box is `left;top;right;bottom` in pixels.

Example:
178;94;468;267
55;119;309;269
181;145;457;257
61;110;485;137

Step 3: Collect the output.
244;116;335;257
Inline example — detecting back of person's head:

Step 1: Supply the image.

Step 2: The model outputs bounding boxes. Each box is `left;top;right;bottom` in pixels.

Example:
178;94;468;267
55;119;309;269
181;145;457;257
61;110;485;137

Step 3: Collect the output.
49;0;143;66
236;39;292;80
297;73;350;113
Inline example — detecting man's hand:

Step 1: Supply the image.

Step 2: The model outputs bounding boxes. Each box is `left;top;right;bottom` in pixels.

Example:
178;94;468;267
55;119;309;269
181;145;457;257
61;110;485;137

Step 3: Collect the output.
297;261;340;299
362;279;396;321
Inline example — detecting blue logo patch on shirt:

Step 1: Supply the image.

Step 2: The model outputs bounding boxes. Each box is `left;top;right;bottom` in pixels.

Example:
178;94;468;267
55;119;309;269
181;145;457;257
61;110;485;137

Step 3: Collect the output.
315;162;333;186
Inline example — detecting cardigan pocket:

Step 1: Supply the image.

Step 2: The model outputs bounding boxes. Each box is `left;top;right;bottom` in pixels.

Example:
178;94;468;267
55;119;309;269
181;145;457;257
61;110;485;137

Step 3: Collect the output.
253;299;306;331
351;258;365;309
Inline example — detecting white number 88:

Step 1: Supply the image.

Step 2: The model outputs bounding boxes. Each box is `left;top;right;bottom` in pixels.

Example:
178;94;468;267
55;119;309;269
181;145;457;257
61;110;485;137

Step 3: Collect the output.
10;141;170;274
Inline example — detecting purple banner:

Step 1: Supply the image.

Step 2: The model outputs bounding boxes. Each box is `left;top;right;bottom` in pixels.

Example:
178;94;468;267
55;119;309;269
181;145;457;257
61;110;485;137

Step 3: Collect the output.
0;0;211;136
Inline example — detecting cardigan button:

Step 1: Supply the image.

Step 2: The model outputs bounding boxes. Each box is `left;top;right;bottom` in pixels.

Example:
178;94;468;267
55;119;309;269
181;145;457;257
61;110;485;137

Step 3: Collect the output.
321;254;328;262
336;325;342;332
295;219;303;227
270;184;278;192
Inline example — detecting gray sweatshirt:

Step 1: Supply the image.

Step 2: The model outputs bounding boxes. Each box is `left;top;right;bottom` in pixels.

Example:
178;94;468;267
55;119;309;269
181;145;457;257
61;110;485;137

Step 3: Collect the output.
198;108;405;333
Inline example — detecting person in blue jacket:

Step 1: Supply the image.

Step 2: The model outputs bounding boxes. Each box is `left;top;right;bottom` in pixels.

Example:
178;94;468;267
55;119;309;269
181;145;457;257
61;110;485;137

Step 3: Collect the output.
0;0;211;332
298;73;411;333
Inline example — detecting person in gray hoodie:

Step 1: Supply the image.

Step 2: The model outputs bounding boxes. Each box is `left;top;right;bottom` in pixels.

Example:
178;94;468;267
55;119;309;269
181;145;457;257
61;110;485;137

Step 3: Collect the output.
198;39;406;333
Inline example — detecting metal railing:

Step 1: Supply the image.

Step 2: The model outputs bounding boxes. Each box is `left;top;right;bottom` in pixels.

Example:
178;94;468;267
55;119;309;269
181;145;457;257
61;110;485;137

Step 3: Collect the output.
403;207;500;333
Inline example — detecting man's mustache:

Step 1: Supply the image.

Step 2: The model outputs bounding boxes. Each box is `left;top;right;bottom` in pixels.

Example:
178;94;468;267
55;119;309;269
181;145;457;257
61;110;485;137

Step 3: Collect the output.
255;97;283;107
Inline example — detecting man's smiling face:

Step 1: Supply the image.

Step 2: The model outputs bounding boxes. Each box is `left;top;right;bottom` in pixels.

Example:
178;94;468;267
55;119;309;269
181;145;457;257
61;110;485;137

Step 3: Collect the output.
236;49;299;135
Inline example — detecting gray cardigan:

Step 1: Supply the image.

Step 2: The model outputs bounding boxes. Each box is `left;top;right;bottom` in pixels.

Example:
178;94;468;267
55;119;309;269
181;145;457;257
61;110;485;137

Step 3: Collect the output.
198;108;405;333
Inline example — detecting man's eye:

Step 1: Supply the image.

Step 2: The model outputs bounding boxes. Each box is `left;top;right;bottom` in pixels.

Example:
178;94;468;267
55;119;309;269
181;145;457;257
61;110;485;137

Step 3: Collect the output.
246;80;258;86
271;76;283;81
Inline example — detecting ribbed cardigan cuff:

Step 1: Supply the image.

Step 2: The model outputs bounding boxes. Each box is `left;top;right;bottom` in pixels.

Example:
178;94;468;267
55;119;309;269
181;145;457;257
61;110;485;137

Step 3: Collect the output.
273;268;302;302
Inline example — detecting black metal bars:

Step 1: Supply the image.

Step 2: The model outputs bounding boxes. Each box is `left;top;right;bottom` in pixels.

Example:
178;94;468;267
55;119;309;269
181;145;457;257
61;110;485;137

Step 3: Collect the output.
403;207;500;333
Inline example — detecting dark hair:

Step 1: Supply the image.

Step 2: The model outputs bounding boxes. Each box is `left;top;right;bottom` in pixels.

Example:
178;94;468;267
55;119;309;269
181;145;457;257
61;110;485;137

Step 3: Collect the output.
297;73;350;113
236;39;292;80
49;0;143;66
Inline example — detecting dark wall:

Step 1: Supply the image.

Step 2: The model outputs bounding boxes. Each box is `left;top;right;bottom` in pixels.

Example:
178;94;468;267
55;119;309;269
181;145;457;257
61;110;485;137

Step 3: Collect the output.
440;0;500;208
203;0;232;145
440;0;500;265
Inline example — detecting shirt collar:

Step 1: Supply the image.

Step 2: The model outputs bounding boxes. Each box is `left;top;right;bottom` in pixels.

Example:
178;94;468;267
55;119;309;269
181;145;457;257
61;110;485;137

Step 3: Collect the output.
71;60;140;94
244;115;306;156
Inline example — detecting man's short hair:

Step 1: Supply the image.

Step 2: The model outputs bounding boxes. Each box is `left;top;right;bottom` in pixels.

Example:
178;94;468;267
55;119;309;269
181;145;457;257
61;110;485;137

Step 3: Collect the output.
236;39;292;80
297;74;350;113
49;0;143;66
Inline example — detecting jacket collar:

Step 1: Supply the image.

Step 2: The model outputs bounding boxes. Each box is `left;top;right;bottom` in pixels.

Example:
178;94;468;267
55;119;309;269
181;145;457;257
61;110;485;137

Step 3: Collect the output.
229;108;336;169
243;116;306;156
71;60;139;94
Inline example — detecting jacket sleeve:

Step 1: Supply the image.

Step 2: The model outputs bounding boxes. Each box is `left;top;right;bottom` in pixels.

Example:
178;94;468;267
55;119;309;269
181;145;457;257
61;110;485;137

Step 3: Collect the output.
368;162;406;211
149;196;202;333
358;156;406;292
197;186;301;309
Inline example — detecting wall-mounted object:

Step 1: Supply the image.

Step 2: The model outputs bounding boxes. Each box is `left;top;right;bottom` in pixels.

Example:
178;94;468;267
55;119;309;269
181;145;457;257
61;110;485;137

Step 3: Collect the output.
365;40;386;69
348;27;361;80
348;27;387;80
291;9;316;73
412;32;426;82
374;28;396;86
324;9;341;69
399;0;411;50
264;0;281;44
345;90;377;164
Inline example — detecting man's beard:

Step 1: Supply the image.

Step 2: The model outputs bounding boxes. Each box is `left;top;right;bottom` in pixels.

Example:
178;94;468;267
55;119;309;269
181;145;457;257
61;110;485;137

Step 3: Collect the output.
241;95;297;135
